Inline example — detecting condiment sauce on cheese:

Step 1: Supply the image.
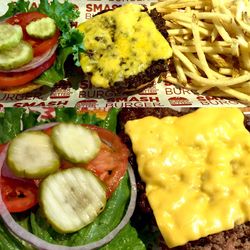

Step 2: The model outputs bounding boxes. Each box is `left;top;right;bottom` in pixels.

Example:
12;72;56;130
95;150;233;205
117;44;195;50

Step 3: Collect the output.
125;108;250;248
77;4;172;88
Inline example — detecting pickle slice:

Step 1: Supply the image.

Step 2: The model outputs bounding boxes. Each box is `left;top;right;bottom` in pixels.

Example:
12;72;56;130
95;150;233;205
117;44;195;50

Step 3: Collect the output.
40;167;106;233
0;23;23;50
0;41;33;70
51;123;101;163
26;17;56;40
7;131;60;179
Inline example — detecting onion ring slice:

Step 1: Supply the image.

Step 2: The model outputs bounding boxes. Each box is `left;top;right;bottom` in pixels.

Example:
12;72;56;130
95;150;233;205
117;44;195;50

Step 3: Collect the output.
0;122;137;250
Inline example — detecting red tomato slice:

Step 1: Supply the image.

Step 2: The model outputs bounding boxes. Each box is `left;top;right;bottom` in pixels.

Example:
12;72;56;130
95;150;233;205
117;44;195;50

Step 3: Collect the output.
0;53;56;88
44;125;129;198
0;176;38;213
0;144;5;154
6;12;59;57
84;125;129;198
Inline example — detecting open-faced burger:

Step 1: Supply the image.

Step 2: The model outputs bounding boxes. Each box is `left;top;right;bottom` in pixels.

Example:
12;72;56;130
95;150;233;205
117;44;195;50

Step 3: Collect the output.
119;107;250;249
0;0;83;94
77;4;173;95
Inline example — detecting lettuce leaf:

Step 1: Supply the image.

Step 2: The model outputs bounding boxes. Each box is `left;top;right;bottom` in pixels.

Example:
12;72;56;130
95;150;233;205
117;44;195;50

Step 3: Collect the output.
0;0;33;21
0;219;27;250
37;0;79;32
0;107;116;144
35;0;84;67
28;172;130;245
0;108;24;144
101;108;121;133
54;107;104;126
33;47;73;87
100;223;146;250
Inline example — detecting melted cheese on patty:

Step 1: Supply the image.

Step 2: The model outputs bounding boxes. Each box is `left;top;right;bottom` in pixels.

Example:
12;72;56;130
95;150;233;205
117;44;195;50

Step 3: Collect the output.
77;4;172;88
125;108;250;248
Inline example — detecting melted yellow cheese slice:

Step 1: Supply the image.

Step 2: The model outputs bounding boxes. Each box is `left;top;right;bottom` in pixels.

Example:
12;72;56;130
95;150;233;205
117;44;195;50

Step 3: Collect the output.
77;4;172;88
125;108;250;248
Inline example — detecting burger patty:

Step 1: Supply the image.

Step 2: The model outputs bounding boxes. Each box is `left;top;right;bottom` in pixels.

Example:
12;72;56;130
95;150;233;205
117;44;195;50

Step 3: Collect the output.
110;58;167;95
110;8;169;94
85;7;170;95
118;108;250;250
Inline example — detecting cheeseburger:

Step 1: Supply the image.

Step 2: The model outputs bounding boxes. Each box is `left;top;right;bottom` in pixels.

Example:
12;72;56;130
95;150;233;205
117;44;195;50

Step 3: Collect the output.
77;4;172;95
119;107;250;249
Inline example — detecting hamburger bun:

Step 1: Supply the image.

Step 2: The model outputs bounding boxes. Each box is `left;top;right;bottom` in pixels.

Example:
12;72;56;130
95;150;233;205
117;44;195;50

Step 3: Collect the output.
0;82;41;94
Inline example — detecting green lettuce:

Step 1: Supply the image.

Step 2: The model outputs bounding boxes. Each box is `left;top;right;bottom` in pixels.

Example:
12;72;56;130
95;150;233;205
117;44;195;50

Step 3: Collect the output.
0;108;24;144
0;0;32;21
0;107;116;144
0;108;145;250
33;47;73;87
35;0;84;67
26;172;130;246
0;219;27;250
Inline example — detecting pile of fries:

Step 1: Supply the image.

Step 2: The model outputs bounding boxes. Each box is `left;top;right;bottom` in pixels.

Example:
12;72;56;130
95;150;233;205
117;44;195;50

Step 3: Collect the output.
153;0;250;102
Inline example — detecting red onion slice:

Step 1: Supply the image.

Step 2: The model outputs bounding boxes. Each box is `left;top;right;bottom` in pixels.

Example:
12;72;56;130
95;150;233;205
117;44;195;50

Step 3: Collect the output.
2;160;20;179
0;123;137;250
0;44;57;73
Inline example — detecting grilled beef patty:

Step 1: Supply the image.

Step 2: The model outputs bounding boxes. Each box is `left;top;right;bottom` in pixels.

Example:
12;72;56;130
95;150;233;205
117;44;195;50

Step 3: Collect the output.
118;108;250;250
85;7;171;95
110;8;169;94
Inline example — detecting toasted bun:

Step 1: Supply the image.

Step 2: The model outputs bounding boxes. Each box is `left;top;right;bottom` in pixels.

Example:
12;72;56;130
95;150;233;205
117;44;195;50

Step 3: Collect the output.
111;78;155;95
0;83;41;94
122;81;154;95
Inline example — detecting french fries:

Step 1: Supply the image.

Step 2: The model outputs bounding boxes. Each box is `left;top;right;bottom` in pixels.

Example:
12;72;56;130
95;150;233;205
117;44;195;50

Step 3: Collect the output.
152;0;250;102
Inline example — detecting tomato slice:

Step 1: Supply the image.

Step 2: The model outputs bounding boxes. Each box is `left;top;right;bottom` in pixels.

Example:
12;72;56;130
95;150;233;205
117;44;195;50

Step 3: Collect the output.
0;53;56;88
32;29;60;57
84;125;129;198
0;144;5;154
44;125;129;198
0;176;38;213
6;12;60;57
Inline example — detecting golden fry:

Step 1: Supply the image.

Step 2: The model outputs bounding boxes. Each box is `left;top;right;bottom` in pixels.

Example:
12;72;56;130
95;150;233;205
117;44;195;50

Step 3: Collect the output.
185;72;250;87
172;45;199;74
154;0;250;102
219;86;250;103
174;45;235;54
